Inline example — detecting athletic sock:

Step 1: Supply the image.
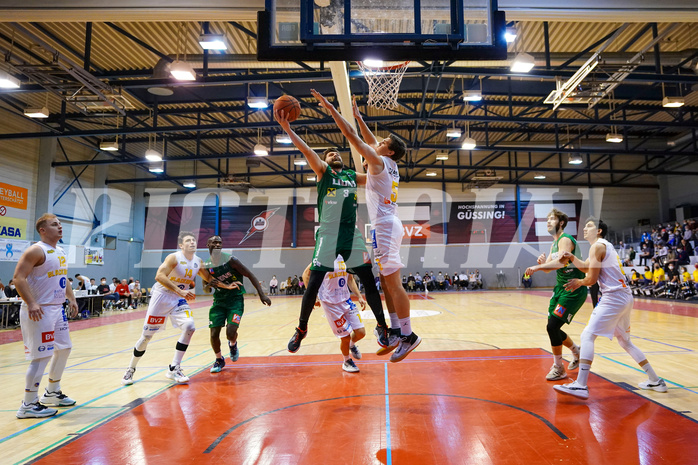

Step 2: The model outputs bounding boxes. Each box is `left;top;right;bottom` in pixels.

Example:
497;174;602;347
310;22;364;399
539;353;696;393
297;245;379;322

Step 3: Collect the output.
398;317;412;337
642;363;660;383
554;354;563;367
389;313;400;329
343;354;351;362
215;352;222;359
47;380;61;392
577;363;591;386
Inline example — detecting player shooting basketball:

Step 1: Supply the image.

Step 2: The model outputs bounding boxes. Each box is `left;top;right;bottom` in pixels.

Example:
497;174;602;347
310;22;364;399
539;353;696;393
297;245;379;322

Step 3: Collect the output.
310;89;420;362
274;104;392;353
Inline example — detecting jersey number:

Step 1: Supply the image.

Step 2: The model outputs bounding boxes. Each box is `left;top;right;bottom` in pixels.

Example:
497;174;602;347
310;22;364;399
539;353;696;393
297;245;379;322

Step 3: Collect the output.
184;269;193;278
390;181;399;203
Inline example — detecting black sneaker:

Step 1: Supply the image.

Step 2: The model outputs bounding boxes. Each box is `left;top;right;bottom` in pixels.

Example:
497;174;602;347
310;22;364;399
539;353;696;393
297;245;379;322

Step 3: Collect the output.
287;327;307;353
376;328;401;356
229;342;239;362
373;324;390;348
390;332;422;363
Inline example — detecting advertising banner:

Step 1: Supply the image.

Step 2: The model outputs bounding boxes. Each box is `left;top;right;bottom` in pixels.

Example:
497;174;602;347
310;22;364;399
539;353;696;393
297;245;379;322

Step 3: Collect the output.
0;239;30;261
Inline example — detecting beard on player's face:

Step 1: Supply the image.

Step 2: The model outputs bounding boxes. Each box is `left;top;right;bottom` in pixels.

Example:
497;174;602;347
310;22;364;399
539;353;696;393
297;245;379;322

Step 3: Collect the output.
325;152;343;169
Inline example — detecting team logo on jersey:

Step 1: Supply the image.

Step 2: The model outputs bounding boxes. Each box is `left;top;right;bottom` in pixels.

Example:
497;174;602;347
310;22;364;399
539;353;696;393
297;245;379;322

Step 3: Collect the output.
47;250;54;254
239;208;280;245
59;277;66;289
180;261;187;265
326;188;336;197
553;304;567;318
147;315;166;325
334;316;347;328
38;345;46;352
232;314;242;324
41;331;55;343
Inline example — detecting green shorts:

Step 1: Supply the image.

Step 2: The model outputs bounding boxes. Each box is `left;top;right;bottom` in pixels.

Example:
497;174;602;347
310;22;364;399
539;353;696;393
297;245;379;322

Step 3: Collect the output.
208;296;244;328
548;285;587;324
311;225;371;272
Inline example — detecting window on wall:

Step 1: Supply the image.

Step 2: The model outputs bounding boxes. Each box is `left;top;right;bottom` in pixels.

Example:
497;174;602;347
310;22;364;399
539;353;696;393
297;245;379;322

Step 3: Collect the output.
104;235;117;250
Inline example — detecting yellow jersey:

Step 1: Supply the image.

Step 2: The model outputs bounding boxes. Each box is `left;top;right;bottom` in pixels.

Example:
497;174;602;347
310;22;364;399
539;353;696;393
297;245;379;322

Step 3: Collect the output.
652;268;665;283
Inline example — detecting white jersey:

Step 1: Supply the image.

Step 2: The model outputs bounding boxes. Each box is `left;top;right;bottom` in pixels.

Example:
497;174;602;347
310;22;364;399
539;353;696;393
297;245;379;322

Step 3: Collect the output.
318;255;350;304
366;157;399;224
25;241;68;305
596;238;631;294
151;250;203;297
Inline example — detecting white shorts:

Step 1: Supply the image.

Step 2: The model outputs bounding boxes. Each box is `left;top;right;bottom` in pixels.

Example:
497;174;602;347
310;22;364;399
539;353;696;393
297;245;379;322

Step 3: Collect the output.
371;216;404;276
20;303;72;360
142;289;194;336
321;298;364;338
583;290;633;340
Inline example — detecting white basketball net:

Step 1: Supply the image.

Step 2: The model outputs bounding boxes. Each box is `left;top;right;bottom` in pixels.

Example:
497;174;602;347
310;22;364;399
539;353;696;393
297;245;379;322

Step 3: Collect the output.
357;61;410;110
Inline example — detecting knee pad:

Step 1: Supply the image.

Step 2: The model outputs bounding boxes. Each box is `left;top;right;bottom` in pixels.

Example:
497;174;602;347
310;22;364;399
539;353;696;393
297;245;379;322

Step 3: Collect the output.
579;329;597;361
546;319;565;346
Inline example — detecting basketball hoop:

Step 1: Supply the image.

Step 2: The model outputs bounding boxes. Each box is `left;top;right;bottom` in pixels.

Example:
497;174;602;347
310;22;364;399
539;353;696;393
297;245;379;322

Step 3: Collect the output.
357;61;410;110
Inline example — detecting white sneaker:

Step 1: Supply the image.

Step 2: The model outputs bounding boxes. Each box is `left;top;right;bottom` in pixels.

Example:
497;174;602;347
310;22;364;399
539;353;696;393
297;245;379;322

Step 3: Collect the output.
342;359;360;373
17;401;58;419
40;389;76;407
165;365;190;383
554;380;589;399
546;364;567;381
638;378;668;393
122;367;135;385
349;344;362;360
568;355;580;371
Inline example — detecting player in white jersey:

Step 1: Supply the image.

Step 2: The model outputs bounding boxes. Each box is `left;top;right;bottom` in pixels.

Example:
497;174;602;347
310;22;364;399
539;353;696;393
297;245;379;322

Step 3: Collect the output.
312;89;420;363
303;255;366;372
554;218;667;399
122;231;213;385
14;214;79;418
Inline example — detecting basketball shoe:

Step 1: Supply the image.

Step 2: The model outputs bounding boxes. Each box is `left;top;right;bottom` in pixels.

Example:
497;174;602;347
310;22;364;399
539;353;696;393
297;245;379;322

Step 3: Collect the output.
342;359;360;373
373;324;390;348
122;367;135;385
210;358;225;373
166;364;189;383
349;343;362;360
17;401;57;419
376;328;401;356
229;342;239;362
40;389;76;407
553;380;589;399
390;332;421;363
288;327;307;353
638;378;668;393
546;364;567;381
568;356;580;371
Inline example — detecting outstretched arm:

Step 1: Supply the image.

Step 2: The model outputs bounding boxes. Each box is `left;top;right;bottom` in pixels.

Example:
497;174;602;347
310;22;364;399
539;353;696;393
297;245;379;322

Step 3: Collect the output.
311;89;382;166
353;99;378;146
228;256;271;306
564;243;605;291
274;108;328;179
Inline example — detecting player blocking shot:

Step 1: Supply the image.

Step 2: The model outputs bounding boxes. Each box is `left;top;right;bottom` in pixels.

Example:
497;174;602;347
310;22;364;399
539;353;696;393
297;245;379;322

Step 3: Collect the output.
204;236;271;373
275;105;392;352
554;218;666;399
311;89;420;362
122;231;213;385
304;255;367;373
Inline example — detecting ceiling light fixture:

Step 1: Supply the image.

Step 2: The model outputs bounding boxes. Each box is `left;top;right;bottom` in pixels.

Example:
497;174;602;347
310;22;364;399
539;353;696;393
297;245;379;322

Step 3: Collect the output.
362;58;384;68
276;134;292;144
307;175;317;181
426;171;437;177
100;141;119;151
462;90;482;102
662;96;684;108
533;173;546;179
24;106;49;118
248;96;269;109
0;70;20;88
504;27;517;43
169;60;197;81
182;180;197;188
435;152;449;161
461;137;477;150
568;153;583;165
148;161;164;173
253;143;269;156
145;148;163;162
510;52;535;73
605;132;623;143
293;159;307;166
198;33;227;50
446;127;462;138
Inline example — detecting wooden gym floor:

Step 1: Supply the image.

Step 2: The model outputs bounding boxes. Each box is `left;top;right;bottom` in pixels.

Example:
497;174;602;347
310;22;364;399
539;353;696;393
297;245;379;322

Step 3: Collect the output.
1;290;696;464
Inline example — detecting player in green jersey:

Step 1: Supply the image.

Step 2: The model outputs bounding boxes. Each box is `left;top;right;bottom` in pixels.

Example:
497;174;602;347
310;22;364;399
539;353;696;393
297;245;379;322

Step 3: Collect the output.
275;108;391;353
525;208;587;381
204;236;271;373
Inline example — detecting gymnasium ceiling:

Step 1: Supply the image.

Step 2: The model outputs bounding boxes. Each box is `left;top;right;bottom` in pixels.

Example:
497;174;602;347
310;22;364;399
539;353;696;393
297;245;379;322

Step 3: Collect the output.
0;2;697;191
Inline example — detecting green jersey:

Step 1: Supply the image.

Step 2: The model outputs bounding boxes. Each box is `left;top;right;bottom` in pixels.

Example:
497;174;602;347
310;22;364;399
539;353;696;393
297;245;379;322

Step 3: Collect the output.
552;232;585;286
316;165;359;231
204;253;245;305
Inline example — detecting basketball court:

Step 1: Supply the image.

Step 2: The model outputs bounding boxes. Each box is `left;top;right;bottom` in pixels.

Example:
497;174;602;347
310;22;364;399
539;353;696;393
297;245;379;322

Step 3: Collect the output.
1;290;696;464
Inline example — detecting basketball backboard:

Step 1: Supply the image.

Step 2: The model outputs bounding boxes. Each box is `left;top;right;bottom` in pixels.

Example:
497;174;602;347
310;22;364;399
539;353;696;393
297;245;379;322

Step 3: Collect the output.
258;0;507;62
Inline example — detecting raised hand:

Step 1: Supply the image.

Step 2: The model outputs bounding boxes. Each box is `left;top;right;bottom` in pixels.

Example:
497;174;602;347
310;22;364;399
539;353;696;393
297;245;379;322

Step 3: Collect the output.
311;89;333;111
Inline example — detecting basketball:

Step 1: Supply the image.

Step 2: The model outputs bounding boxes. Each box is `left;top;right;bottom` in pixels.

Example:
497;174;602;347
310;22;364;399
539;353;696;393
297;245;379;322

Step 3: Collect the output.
274;95;301;122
